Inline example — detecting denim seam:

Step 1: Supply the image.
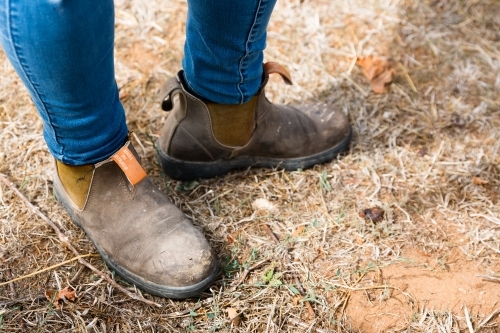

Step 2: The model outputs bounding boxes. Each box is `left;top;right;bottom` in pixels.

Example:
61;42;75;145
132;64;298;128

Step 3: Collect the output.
6;0;63;159
237;0;266;104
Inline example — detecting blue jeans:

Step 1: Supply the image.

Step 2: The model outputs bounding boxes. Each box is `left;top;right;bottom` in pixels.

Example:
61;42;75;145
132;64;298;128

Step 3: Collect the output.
0;0;276;165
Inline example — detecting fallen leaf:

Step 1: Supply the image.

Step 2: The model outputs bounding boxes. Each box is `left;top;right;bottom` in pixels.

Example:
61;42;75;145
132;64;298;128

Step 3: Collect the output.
370;68;395;93
356;56;396;93
472;177;488;185
45;286;76;309
226;307;241;327
291;225;305;238
355;236;365;244
226;230;242;244
359;207;385;223
356;56;387;80
252;198;277;213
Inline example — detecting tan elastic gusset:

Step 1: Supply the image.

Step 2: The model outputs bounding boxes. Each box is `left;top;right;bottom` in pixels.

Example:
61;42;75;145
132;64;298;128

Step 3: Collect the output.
111;145;147;186
56;161;94;210
207;95;258;147
263;62;293;85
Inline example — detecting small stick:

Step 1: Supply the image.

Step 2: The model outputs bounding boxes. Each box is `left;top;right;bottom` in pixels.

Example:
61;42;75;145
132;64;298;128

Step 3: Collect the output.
464;304;474;333
261;224;315;318
230;258;270;290
0;173;162;308
397;62;418;93
330;284;395;291
0;254;97;287
70;265;86;283
6;269;17;298
319;188;335;226
341;73;369;97
0;294;47;307
477;274;500;283
477;309;500;330
337;293;350;332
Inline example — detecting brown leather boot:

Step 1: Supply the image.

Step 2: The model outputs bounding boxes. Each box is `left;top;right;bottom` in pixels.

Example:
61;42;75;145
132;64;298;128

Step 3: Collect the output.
157;62;351;181
53;141;218;299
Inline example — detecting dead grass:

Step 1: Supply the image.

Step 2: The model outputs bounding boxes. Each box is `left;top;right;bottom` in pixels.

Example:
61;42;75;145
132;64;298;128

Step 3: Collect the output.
1;0;500;332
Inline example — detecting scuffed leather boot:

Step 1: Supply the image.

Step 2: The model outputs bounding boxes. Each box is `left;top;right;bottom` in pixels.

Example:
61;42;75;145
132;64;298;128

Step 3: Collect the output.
53;141;218;299
157;62;351;181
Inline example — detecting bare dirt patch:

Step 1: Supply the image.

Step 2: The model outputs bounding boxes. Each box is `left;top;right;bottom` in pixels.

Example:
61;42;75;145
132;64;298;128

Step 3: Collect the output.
346;249;500;332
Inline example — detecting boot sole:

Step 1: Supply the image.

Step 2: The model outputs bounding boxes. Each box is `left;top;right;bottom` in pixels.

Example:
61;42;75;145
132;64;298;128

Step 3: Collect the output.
53;180;218;299
157;126;352;181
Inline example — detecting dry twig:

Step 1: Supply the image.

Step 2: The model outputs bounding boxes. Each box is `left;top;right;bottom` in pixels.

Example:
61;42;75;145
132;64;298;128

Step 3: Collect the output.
477;274;500;283
0;294;47;307
0;254;97;287
230;258;270;290
477;309;500;330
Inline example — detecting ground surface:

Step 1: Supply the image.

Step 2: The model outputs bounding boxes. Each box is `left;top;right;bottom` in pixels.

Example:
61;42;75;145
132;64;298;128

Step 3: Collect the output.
1;0;500;332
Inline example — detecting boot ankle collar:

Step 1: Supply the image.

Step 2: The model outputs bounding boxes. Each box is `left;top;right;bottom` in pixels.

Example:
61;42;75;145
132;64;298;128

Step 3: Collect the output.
159;72;185;111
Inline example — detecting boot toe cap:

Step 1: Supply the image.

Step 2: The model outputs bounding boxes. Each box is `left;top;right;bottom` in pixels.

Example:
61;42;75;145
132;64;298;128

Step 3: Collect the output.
143;224;218;287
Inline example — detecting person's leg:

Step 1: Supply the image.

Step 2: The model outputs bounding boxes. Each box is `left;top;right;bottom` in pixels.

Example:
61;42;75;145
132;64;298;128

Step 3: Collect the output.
183;0;276;104
157;0;352;180
0;0;217;298
0;0;127;165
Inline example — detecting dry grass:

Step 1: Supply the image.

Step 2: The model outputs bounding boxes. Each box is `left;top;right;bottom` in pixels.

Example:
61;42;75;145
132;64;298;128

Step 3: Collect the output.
1;0;500;332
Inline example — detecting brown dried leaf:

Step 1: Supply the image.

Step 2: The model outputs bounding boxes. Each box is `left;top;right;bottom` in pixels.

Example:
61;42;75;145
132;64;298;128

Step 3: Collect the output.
355;236;365;244
45;286;76;309
371;68;396;93
292;295;302;306
291;225;305;238
472;177;489;185
226;230;241;244
356;56;396;93
226;307;241;327
359;207;385;223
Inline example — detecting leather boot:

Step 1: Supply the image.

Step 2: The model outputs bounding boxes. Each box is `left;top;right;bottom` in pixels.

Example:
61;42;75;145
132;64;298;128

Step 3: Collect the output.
157;62;352;181
53;141;218;299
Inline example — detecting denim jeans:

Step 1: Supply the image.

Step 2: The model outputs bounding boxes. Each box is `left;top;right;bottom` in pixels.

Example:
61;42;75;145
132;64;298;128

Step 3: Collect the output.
0;0;276;165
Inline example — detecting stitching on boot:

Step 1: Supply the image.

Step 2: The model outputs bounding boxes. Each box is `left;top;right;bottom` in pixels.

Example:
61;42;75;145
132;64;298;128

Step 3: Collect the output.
77;166;95;211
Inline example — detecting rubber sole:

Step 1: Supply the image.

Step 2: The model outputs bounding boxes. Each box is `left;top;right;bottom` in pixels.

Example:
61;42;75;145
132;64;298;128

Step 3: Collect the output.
157;127;352;181
53;180;218;299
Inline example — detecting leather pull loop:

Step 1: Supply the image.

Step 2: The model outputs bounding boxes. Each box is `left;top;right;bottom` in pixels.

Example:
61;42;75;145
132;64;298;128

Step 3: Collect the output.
159;76;183;111
263;62;293;85
111;144;147;186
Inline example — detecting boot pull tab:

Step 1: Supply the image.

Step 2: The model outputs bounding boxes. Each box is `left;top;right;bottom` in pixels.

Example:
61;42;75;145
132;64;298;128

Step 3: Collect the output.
264;62;293;85
111;144;147;186
159;78;183;111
